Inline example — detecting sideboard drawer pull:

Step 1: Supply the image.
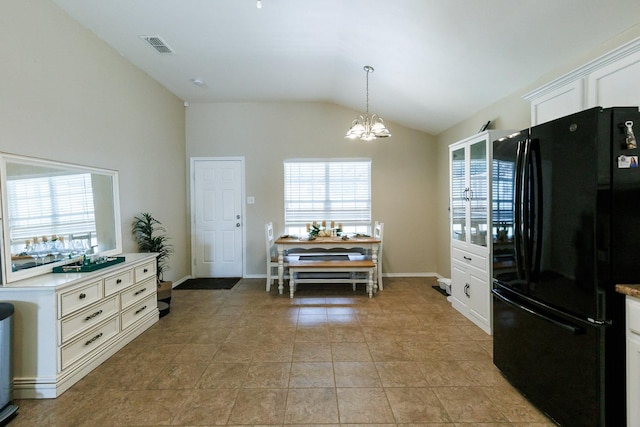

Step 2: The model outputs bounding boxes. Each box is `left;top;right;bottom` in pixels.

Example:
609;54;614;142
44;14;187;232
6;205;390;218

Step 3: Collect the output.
116;279;122;284
143;268;148;273
463;256;472;261
84;309;103;321
79;293;86;299
85;332;103;346
135;305;147;315
134;288;147;296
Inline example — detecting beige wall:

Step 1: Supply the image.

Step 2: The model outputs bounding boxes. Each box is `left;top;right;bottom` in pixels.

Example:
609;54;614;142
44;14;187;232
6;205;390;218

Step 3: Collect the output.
434;24;640;278
6;0;640;283
186;102;437;276
0;0;189;282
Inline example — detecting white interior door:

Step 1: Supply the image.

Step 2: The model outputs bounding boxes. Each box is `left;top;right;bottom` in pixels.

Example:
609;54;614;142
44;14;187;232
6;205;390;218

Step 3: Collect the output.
191;158;243;277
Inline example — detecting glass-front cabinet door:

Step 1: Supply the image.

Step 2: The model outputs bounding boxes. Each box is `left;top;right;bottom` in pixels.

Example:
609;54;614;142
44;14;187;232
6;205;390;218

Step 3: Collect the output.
468;139;488;246
450;146;467;243
449;136;489;249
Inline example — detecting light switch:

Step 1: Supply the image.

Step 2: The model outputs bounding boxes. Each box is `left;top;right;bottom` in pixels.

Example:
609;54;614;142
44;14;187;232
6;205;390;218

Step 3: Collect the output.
247;196;255;204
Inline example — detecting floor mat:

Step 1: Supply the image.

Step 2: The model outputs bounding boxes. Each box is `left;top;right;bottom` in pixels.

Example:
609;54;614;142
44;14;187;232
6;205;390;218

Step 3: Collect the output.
174;277;241;290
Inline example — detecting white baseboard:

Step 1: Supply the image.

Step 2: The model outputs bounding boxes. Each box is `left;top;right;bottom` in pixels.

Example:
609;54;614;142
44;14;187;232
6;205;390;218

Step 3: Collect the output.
172;275;191;287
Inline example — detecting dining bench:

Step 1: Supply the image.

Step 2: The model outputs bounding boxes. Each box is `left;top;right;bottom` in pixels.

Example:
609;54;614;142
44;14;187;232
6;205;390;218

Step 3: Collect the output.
287;259;376;298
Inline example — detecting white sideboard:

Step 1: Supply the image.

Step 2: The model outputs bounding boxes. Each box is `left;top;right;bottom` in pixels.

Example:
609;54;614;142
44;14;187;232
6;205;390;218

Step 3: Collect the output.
525;37;640;125
0;253;159;398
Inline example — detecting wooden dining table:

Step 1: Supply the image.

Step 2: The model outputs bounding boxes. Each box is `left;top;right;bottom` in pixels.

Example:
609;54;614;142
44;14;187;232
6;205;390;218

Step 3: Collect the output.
274;235;381;295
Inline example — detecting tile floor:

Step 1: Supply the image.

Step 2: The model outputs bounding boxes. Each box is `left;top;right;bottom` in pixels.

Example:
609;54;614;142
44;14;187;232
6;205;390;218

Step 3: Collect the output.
11;277;556;426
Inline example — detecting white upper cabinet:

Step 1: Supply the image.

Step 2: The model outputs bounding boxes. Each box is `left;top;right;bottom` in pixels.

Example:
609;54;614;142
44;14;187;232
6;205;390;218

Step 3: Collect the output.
525;37;640;125
528;79;585;126
587;49;640;108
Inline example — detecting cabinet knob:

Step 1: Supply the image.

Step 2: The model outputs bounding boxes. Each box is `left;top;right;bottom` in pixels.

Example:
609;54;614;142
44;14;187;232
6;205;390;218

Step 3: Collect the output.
79;293;86;299
143;268;148;273
116;279;122;284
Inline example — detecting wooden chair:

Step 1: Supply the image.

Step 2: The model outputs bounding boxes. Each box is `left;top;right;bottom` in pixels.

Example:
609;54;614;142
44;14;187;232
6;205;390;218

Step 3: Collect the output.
265;222;289;292
371;221;384;290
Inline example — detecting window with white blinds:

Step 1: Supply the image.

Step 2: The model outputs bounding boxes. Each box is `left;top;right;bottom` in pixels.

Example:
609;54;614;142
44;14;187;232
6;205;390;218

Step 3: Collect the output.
7;173;96;243
284;159;371;234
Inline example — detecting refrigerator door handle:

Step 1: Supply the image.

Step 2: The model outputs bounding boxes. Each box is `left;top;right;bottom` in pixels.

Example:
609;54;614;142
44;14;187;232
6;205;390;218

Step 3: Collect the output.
514;139;525;278
492;289;585;335
522;138;532;283
531;138;543;278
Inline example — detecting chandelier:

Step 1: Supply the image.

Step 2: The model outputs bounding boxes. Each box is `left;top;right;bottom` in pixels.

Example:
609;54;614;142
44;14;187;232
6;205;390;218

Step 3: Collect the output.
345;65;391;141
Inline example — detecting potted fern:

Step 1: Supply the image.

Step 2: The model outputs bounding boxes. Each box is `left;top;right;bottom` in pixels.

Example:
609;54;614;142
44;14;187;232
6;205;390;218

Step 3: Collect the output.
132;213;174;313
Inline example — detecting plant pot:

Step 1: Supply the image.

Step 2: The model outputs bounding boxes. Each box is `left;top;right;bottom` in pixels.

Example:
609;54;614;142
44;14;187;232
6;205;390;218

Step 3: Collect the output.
157;280;172;304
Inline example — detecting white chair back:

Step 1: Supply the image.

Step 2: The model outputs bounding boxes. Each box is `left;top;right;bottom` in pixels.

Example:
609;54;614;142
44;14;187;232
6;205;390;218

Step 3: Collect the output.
265;222;275;258
373;221;384;241
265;222;276;291
373;221;384;290
265;222;290;292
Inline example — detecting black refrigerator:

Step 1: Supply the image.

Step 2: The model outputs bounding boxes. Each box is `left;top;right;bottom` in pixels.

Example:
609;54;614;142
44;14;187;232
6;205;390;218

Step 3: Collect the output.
491;106;640;427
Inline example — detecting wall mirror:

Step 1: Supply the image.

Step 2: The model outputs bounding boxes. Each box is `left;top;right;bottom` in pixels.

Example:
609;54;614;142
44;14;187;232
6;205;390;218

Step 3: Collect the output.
0;153;122;283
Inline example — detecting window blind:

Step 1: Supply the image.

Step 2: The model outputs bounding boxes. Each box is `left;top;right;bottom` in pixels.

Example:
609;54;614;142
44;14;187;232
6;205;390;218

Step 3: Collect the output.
7;173;96;243
451;157;466;224
284;159;371;231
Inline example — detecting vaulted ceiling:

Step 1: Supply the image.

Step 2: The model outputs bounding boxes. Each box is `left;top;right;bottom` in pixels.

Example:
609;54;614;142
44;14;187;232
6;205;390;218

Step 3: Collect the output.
51;0;640;135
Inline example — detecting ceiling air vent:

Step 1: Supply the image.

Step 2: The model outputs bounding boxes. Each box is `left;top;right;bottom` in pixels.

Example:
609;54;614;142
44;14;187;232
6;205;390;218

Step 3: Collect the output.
139;35;174;54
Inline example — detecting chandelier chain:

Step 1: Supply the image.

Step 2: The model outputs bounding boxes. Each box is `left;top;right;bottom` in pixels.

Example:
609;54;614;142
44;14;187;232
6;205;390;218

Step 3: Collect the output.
365;68;369;114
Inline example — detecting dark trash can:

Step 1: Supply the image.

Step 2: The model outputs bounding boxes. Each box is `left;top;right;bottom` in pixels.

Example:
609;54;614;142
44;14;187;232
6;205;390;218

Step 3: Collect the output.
0;303;18;425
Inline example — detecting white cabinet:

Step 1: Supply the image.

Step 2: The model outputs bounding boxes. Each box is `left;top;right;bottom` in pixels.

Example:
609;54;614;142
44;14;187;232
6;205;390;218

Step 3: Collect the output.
0;253;159;398
528;79;585;126
448;130;513;335
525;37;640;125
626;296;640;426
587;48;640;108
451;249;490;332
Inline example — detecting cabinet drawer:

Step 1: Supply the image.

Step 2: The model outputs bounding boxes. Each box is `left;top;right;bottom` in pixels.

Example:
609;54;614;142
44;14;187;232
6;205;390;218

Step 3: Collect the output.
60;295;118;344
134;261;156;283
627;297;640;336
104;270;133;297
121;277;156;309
121;294;157;330
452;247;487;272
59;280;103;318
60;316;119;371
